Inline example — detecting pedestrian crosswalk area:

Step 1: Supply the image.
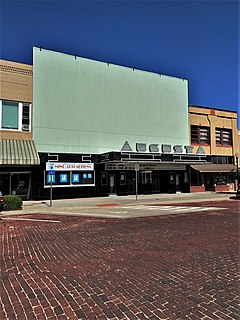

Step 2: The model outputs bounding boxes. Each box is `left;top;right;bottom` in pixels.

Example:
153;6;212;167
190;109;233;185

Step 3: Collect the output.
52;204;226;219
119;205;226;214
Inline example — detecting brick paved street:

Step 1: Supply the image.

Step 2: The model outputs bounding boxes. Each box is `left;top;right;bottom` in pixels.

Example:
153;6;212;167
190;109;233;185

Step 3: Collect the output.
0;200;239;319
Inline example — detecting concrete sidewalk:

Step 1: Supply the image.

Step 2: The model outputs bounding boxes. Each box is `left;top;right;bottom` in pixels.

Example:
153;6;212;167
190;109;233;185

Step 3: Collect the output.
1;191;237;216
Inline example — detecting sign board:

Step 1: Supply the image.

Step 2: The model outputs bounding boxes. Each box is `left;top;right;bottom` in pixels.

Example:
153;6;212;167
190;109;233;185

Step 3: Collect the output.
121;141;197;154
46;162;94;171
105;163;135;171
105;163;186;171
45;162;95;189
44;171;95;188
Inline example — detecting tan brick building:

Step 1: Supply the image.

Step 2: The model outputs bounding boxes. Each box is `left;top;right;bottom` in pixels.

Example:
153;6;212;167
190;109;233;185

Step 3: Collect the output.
0;60;33;140
0;60;39;199
188;105;238;192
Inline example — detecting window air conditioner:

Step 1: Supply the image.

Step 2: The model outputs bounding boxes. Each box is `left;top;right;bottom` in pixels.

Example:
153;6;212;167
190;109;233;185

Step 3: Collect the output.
22;124;30;131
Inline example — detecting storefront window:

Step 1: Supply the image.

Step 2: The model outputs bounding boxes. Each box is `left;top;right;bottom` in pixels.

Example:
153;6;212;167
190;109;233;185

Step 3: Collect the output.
215;176;227;185
212;156;234;164
11;173;31;199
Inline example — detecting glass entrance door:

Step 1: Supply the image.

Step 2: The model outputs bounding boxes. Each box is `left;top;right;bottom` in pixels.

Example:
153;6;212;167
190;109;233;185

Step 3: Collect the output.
0;173;10;195
152;172;161;193
109;174;116;194
10;172;31;200
139;171;152;194
176;173;181;193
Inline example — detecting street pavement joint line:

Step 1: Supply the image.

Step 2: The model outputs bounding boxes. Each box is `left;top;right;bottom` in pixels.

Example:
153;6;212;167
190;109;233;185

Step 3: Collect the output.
197;207;226;211
51;211;125;218
96;203;119;207
120;205;149;209
1;217;61;223
176;206;226;211
151;206;180;210
110;211;128;214
172;206;201;211
123;205;226;212
147;205;187;210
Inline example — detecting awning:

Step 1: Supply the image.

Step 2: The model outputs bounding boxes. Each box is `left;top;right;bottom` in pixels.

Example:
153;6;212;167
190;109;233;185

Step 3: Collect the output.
190;164;236;173
0;139;40;165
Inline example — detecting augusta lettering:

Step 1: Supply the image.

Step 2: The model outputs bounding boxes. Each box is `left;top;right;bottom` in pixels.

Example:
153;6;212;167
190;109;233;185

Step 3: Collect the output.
121;141;204;155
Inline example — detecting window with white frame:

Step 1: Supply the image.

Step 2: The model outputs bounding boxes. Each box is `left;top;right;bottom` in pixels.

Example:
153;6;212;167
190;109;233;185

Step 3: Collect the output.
0;100;31;132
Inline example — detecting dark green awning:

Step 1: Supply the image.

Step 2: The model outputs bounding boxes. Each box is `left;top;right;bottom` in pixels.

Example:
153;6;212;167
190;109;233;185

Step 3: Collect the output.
0;139;40;165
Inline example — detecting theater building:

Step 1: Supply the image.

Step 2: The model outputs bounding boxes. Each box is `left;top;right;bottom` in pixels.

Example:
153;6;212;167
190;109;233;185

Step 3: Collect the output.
31;47;210;199
0;48;238;199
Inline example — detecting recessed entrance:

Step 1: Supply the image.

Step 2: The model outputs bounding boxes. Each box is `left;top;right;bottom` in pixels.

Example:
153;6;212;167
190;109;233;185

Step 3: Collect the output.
0;172;31;200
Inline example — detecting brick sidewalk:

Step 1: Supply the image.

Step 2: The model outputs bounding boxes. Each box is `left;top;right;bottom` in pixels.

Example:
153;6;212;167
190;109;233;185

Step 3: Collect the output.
0;201;239;319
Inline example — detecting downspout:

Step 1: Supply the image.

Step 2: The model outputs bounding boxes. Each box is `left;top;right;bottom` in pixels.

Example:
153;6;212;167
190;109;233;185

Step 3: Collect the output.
207;115;212;156
231;117;236;158
206;114;213;190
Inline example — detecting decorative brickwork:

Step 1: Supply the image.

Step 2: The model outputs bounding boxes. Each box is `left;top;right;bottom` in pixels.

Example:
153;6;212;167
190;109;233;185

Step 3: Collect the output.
0;64;32;76
0;60;32;102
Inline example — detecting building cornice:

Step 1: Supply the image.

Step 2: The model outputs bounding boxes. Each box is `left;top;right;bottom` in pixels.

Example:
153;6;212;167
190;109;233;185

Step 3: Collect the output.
0;60;32;76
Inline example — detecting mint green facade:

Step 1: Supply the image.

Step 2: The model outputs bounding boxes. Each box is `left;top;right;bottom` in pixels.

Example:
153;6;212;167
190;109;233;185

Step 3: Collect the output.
33;47;189;154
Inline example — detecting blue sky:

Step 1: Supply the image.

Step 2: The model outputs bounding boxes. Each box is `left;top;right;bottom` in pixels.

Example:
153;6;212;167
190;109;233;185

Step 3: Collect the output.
0;0;239;124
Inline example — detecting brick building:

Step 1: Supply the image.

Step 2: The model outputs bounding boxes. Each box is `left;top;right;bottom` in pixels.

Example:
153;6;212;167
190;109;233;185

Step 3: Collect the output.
189;106;238;192
0;59;39;199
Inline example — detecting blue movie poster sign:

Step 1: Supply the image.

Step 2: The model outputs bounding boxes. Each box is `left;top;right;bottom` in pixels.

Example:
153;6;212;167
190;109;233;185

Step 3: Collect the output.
47;174;55;183
60;174;68;183
72;174;80;183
